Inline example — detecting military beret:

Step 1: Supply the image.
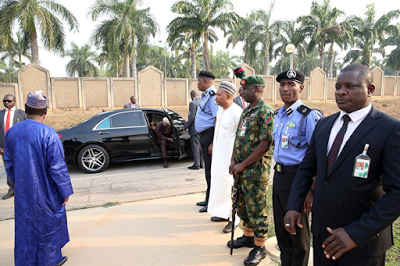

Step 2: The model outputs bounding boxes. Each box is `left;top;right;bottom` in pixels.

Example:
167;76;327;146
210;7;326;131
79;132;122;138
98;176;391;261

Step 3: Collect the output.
233;67;246;79
276;70;305;84
198;71;215;80
26;90;47;109
240;75;265;87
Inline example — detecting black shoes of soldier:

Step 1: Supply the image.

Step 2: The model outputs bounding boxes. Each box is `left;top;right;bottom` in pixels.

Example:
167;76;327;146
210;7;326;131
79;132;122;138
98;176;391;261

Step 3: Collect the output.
227;235;254;249
244;246;266;266
57;256;68;266
223;221;238;233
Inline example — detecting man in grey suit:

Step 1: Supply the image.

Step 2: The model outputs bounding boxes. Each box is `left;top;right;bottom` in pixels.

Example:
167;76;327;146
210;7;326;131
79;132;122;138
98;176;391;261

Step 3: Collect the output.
185;90;203;170
0;94;26;199
123;95;140;109
233;86;248;110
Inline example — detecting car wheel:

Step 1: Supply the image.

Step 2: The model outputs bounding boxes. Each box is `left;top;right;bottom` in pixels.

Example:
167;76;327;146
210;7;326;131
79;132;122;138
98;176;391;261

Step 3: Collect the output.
77;144;110;173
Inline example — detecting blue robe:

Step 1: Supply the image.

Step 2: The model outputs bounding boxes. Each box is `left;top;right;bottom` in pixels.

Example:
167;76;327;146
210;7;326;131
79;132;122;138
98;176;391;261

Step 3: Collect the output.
4;119;73;266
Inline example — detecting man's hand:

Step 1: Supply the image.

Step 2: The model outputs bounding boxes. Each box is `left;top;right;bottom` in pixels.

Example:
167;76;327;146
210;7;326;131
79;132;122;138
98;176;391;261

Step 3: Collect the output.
0;148;4;155
284;210;303;235
168;138;174;142
208;143;213;154
229;158;236;175
62;197;69;206
304;191;314;213
233;163;246;174
322;227;357;260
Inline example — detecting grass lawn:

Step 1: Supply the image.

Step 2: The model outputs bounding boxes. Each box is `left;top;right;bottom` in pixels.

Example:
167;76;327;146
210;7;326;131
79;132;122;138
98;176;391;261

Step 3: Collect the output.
45;98;400;262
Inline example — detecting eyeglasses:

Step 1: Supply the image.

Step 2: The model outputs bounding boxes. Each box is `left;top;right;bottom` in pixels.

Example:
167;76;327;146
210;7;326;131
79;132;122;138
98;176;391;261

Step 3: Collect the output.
3;100;13;103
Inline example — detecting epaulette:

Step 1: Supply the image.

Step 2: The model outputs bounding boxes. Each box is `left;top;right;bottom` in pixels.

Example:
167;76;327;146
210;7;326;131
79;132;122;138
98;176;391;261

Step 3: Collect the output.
297;105;311;116
209;90;216;96
273;109;279;116
314;108;324;117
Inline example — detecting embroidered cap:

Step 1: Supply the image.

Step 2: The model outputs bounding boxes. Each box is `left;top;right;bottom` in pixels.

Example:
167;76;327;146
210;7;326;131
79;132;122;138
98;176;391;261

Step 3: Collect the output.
26;90;47;109
218;81;237;96
162;117;171;125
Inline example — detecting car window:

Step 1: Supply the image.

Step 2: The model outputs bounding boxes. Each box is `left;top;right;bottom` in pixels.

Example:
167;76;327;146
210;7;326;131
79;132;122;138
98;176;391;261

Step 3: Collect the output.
97;118;111;129
111;112;145;128
165;109;186;126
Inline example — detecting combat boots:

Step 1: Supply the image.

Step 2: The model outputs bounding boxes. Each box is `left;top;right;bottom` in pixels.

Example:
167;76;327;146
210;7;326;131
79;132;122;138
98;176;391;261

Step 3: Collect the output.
244;245;267;266
227;235;254;249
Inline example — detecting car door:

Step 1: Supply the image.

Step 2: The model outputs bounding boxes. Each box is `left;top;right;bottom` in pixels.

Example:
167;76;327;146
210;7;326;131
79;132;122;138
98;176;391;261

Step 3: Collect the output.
94;111;152;160
163;108;190;159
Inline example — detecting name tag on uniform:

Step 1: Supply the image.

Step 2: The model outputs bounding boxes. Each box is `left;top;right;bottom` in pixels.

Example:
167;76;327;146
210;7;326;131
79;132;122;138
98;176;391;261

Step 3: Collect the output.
240;120;247;136
281;133;289;149
353;144;371;179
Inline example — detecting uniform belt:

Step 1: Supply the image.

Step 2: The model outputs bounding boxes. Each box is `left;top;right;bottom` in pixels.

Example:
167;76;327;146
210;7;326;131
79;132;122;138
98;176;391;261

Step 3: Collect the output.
200;127;214;136
274;163;300;174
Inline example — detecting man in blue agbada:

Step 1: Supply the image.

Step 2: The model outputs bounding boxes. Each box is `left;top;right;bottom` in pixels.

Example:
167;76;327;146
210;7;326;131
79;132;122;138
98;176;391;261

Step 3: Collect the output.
4;90;73;266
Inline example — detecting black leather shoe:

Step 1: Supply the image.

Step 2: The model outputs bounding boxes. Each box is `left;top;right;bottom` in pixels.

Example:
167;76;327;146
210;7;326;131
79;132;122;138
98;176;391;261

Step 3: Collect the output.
199;206;208;213
227;235;254;249
244;246;266;266
211;216;229;222
223;221;238;233
188;166;200;170
200;165;204;169
2;191;14;200
57;256;68;266
196;201;207;206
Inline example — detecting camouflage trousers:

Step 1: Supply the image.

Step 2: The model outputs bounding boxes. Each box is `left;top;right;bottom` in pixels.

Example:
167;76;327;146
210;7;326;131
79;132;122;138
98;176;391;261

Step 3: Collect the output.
236;177;269;238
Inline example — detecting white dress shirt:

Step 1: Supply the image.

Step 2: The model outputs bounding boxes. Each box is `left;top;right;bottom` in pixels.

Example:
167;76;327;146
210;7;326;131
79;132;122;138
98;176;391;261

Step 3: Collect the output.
3;106;16;129
327;104;372;157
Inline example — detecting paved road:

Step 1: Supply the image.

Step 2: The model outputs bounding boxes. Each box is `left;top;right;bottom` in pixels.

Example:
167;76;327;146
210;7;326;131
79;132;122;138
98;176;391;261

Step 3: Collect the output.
0;158;206;221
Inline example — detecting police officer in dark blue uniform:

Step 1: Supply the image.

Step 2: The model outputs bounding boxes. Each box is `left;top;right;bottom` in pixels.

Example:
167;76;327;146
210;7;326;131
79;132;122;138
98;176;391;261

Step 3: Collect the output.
195;71;220;212
273;70;322;266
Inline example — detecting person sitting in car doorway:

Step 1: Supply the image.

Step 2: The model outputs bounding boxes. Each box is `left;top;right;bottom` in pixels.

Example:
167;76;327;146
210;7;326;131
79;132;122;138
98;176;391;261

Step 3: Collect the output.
155;117;174;168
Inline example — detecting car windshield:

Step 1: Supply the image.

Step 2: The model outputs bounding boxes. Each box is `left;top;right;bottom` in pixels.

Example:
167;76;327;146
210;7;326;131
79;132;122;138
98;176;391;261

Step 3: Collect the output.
164;109;186;126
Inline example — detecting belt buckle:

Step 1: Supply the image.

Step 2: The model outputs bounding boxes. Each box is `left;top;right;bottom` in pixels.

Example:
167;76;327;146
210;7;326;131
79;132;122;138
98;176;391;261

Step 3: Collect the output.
276;164;282;173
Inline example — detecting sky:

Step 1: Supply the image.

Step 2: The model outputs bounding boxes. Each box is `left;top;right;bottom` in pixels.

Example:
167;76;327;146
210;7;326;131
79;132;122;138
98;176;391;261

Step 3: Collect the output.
31;0;400;77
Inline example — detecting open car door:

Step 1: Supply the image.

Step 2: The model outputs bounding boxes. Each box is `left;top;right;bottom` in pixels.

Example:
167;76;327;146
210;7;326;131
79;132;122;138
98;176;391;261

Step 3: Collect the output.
163;108;190;159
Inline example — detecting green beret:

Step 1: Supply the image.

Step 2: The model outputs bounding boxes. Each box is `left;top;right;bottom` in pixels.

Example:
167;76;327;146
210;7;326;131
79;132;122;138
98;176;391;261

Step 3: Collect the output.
240;75;265;87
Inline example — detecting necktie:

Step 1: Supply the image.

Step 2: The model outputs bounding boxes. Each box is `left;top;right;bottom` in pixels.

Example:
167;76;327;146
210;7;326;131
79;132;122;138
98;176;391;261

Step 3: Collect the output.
326;114;351;174
241;97;246;110
5;108;11;134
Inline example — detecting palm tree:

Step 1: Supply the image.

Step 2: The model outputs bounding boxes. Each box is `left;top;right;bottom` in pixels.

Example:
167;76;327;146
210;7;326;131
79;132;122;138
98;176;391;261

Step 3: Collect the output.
226;13;257;65
345;4;400;67
384;25;400;75
298;0;345;70
0;0;78;64
169;0;239;71
0;32;31;68
167;30;200;78
66;43;99;77
89;0;158;78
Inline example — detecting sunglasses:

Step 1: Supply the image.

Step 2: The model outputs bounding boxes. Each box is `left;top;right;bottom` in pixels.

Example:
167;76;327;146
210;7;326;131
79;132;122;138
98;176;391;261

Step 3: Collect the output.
3;100;13;103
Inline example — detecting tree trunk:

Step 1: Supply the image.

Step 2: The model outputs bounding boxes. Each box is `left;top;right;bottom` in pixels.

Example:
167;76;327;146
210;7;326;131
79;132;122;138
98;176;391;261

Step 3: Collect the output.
319;46;324;70
327;43;334;77
131;49;137;79
30;30;40;64
202;33;211;71
263;51;270;75
191;41;197;78
244;53;248;64
123;43;130;78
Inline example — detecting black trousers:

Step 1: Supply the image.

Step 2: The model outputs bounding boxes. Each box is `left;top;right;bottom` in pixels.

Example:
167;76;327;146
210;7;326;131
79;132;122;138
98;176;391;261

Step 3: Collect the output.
313;234;386;266
200;128;214;203
273;169;310;266
2;156;14;193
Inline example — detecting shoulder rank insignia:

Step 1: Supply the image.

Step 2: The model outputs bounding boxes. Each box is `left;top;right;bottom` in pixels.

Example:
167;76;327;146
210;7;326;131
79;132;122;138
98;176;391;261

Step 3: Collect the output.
209;90;216;96
297;105;311;116
273;109;279;116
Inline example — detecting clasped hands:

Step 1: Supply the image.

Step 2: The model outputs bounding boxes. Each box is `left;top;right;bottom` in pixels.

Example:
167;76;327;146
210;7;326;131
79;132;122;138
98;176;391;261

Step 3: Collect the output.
283;210;357;260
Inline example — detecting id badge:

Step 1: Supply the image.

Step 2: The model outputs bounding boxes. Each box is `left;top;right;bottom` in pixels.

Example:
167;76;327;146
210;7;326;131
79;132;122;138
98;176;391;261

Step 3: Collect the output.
353;158;370;178
281;133;289;149
240;126;246;136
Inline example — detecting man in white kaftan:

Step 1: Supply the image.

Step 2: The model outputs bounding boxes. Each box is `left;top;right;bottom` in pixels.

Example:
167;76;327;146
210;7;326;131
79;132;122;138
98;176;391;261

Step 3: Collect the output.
208;81;243;233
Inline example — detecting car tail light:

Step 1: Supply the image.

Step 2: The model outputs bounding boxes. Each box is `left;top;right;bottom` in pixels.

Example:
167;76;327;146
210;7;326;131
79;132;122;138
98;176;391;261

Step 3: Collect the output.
57;133;63;139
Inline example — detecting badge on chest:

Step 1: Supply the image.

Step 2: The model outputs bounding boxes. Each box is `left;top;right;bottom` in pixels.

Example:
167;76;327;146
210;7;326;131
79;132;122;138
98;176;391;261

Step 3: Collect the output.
353;144;371;179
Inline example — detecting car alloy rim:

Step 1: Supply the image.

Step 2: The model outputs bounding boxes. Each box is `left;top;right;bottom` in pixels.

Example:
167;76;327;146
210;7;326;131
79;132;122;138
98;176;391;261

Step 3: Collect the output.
81;148;106;171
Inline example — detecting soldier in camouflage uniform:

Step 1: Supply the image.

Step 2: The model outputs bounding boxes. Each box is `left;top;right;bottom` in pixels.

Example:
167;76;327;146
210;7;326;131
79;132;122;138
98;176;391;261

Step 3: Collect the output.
228;75;274;266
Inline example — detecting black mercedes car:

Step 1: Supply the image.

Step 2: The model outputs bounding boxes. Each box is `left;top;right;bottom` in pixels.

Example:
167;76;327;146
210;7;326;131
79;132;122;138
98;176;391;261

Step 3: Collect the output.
57;108;191;173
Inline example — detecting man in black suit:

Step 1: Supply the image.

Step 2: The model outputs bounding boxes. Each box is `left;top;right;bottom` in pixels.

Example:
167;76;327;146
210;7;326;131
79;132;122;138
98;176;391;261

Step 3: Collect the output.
0;94;26;199
185;90;203;170
284;65;400;265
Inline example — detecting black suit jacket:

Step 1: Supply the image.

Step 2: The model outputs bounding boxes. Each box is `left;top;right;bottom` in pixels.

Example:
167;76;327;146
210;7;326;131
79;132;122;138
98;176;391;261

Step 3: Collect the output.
287;106;400;257
0;108;26;148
